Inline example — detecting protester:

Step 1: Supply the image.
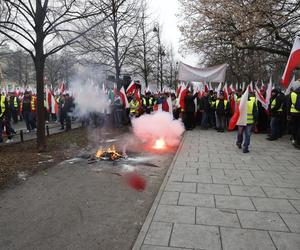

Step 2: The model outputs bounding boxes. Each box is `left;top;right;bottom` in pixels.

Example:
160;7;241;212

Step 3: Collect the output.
215;91;229;132
236;93;258;153
183;90;198;130
267;88;284;141
287;86;300;148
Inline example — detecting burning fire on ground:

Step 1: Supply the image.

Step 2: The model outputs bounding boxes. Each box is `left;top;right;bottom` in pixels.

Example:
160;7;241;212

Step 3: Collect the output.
95;145;125;161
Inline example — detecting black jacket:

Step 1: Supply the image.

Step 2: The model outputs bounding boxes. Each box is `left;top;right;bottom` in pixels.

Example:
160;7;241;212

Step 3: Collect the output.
184;94;197;112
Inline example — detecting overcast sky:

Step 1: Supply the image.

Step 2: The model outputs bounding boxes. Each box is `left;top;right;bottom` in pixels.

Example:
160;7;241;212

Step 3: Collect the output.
148;0;199;66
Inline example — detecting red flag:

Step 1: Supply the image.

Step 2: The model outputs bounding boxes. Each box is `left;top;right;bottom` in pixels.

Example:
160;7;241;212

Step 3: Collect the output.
204;83;209;93
223;83;229;101
126;80;136;95
282;36;300;87
178;84;188;110
119;86;129;108
228;87;249;130
59;82;65;94
113;83;118;96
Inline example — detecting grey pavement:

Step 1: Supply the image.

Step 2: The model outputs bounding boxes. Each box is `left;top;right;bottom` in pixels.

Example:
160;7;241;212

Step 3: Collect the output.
134;129;300;250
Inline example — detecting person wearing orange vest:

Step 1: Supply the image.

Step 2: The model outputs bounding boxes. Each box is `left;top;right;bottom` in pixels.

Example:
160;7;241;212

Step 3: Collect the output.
287;86;300;148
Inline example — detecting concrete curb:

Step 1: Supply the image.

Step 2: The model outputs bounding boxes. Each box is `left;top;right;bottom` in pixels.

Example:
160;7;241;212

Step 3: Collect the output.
132;132;186;250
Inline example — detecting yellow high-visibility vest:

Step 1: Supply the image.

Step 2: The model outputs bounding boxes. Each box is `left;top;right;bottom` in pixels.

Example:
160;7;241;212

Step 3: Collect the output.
216;100;228;108
247;100;254;124
0;95;6;118
271;98;282;112
130;100;140;114
14;96;18;108
31;96;36;112
290;92;300;113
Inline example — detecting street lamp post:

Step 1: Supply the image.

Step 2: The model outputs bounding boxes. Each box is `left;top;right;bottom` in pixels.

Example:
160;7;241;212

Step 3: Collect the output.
153;25;165;92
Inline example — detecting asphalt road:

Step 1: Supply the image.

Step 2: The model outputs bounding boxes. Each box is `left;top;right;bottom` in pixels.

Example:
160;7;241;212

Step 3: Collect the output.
0;129;176;250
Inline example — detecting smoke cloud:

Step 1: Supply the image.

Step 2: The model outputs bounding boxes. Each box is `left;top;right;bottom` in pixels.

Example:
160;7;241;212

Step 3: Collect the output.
132;112;185;147
70;80;109;117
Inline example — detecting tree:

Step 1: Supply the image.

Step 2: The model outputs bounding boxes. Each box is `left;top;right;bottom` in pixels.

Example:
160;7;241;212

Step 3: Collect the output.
178;0;300;81
0;0;115;151
130;3;157;88
76;0;143;84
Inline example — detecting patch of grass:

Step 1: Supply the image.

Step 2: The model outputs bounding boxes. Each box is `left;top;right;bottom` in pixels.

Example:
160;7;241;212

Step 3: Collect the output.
0;128;88;189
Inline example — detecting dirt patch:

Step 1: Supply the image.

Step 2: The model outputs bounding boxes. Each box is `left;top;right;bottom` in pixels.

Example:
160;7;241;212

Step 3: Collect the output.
0;128;88;189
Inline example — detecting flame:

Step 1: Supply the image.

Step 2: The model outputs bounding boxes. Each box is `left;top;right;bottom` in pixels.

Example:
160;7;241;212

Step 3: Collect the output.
95;145;123;160
153;138;166;149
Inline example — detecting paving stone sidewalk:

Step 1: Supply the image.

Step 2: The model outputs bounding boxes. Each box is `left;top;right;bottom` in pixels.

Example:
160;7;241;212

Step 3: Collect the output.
133;129;300;250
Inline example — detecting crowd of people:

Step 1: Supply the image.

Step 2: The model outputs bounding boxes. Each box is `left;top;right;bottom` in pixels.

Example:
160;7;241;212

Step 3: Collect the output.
109;82;300;152
1;81;300;152
0;91;74;143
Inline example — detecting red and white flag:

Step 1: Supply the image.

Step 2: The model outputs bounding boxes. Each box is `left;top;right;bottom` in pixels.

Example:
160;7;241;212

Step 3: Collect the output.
126;80;136;95
51;94;58;114
255;86;268;110
59;82;65;94
178;83;188;110
216;82;222;96
119;86;129;108
223;83;229;100
228;87;249;130
282;36;300;87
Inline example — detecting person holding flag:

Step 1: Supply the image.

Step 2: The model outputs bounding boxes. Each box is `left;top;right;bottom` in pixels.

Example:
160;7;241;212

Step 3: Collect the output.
236;91;258;153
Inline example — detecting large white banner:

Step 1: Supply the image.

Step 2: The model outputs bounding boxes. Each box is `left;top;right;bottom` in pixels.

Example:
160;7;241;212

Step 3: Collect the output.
178;62;228;82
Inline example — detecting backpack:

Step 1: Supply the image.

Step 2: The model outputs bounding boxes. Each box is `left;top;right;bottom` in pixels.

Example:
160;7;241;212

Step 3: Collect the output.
295;93;300;111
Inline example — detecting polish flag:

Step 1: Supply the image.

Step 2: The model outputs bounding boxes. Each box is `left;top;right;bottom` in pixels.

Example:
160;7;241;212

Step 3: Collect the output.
134;88;142;105
45;88;50;112
119;86;129;108
216;82;222;96
282;36;300;88
235;83;239;91
209;82;213;91
126;80;136;95
255;86;268;110
228;87;249;130
178;83;188;110
284;75;296;95
204;83;209;93
59;82;65;94
176;83;182;96
223;83;229;100
248;82;254;92
260;81;266;93
229;84;234;93
51;94;58;114
113;83;118;96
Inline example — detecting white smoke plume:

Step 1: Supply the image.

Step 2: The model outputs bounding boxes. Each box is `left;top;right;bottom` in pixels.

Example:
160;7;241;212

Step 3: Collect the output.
70;80;109;117
132;112;185;147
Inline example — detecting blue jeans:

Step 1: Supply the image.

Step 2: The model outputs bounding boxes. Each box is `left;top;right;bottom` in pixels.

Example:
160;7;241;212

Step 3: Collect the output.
270;117;280;138
237;125;253;150
201;111;208;128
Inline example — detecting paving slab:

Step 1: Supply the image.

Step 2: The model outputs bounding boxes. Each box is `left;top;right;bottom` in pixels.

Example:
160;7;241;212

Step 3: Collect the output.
280;213;300;233
237;210;289;231
178;193;214;207
252;197;298;213
269;231;300;250
221;228;276;250
215;195;256;210
196;207;240;228
170;223;221;250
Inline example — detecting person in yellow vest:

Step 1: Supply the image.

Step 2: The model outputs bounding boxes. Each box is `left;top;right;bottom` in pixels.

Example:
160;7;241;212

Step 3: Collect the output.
236;96;258;153
142;92;154;114
215;91;229;132
129;95;140;118
0;92;6;143
0;93;14;143
267;89;284;141
287;86;300;148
